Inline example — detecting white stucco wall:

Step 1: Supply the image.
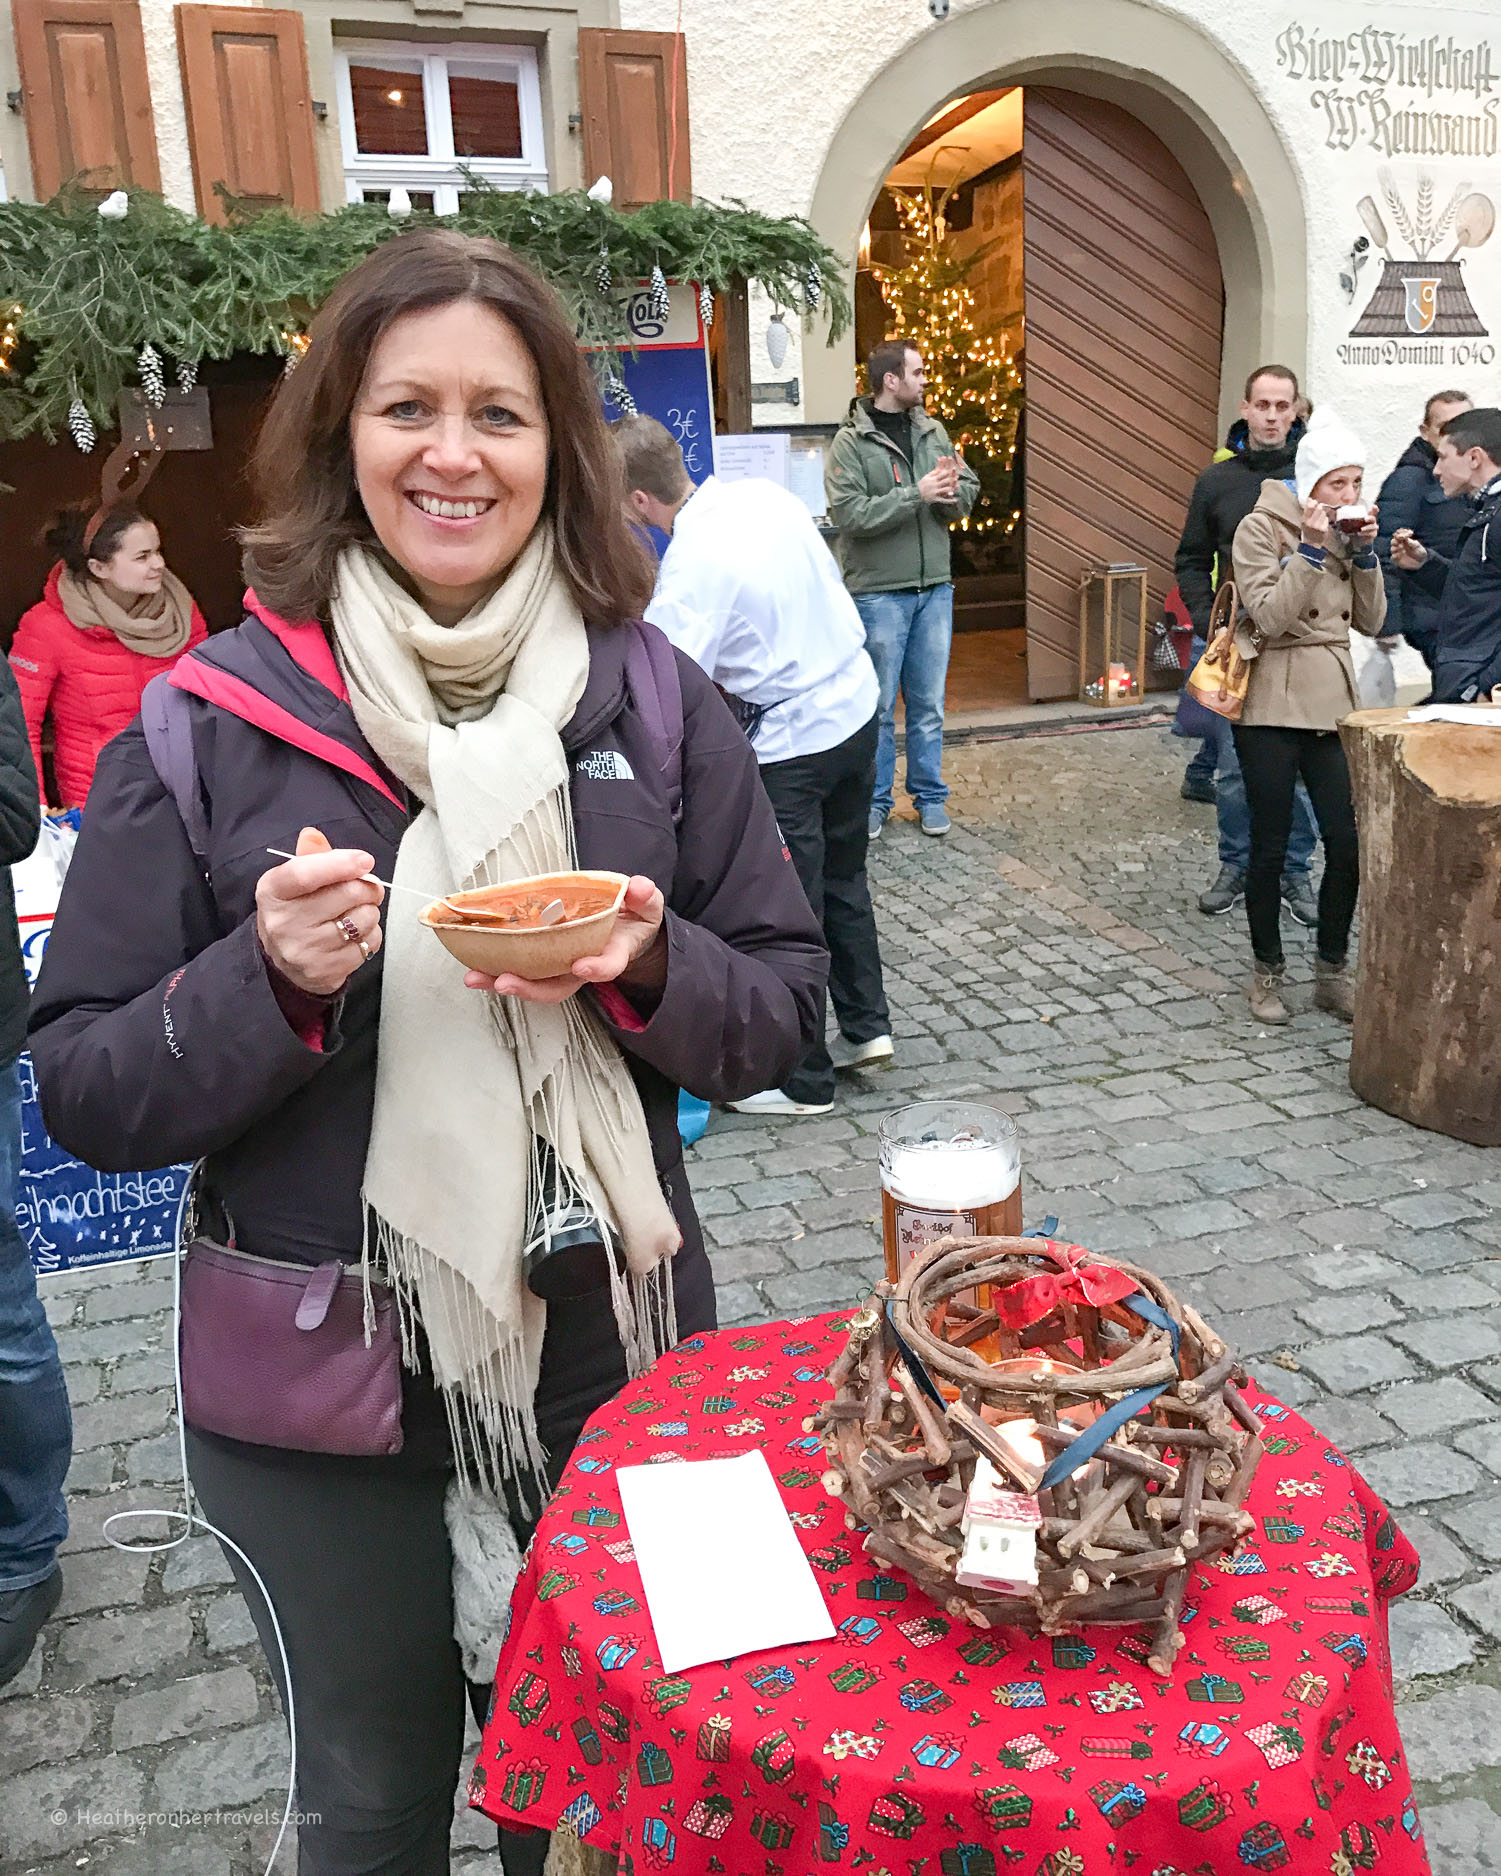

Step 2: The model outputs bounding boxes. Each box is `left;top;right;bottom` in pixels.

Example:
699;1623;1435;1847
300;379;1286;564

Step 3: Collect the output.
140;0;262;213
622;0;1501;476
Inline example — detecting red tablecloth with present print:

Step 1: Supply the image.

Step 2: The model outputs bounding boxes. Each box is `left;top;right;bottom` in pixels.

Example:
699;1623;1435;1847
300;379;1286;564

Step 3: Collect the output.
473;1312;1429;1875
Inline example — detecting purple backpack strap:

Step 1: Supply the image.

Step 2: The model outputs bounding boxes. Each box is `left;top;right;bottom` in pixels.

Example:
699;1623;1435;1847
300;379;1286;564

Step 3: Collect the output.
624;620;684;829
140;673;210;865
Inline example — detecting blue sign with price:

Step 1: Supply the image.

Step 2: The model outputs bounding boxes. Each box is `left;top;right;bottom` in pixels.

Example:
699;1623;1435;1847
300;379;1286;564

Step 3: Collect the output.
601;284;715;554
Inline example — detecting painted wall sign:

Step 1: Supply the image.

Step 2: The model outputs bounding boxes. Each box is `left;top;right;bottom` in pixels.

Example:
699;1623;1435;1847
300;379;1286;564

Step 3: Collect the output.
1276;24;1499;157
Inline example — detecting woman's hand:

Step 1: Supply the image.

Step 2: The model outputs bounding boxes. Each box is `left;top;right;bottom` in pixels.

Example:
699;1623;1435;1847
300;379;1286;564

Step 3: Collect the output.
256;847;384;996
465;874;666;1005
1356;502;1380;548
1301;500;1331;549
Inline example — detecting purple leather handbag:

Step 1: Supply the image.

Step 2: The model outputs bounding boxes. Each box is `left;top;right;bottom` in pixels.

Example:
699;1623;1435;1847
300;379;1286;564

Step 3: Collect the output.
179;1240;404;1456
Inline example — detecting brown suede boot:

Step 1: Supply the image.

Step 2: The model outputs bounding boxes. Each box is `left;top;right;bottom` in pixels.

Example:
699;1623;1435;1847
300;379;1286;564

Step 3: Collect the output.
1247;963;1290;1025
1314;957;1355;1021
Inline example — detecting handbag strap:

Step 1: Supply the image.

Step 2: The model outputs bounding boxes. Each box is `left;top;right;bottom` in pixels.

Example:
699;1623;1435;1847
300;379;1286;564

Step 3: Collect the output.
1207;578;1237;643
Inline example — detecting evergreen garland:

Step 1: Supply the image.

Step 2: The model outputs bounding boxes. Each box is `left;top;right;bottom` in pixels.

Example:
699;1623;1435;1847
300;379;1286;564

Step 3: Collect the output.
0;184;849;444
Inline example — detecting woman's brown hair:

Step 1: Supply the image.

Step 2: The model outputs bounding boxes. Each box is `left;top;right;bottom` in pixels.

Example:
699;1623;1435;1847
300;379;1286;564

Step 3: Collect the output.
242;230;654;623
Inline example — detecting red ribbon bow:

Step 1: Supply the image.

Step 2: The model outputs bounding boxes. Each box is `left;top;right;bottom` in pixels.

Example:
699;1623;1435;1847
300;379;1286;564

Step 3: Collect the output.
993;1241;1137;1332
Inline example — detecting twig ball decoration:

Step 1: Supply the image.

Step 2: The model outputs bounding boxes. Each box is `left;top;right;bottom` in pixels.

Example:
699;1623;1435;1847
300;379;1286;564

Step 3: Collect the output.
815;1237;1263;1679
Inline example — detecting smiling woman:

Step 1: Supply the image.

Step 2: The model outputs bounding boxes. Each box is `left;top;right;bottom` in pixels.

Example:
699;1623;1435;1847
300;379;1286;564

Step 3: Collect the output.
349;299;551;625
29;230;829;1875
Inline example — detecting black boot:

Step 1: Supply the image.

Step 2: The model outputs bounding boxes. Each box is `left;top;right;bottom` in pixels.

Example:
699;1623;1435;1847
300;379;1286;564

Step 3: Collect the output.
0;1565;62;1689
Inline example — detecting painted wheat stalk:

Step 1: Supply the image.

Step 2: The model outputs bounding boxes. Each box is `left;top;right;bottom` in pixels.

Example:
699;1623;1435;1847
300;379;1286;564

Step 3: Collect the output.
1429;181;1471;256
1415;175;1435;256
1380;168;1419;252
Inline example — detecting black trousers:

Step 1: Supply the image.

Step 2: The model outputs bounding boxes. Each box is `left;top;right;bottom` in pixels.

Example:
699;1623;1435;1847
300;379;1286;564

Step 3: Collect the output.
1233;724;1359;969
187;1425;565;1876
758;714;889;1105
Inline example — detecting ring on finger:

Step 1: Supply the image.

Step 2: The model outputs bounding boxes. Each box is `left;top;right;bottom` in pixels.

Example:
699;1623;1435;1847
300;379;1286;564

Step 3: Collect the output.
335;914;373;964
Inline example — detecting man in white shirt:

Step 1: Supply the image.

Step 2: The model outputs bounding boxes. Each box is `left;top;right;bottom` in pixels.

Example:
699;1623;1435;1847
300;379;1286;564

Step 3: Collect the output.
614;415;892;1117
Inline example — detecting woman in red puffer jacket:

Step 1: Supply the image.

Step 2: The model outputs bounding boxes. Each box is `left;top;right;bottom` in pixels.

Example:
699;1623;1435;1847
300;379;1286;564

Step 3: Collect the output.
10;505;207;809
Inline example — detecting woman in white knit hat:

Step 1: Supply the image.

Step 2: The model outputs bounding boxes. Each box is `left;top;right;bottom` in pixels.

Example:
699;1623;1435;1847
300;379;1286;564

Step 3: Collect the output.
1229;406;1386;1025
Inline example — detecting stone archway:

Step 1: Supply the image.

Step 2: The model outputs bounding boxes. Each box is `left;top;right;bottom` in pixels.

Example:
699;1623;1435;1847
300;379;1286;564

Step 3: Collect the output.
803;0;1307;435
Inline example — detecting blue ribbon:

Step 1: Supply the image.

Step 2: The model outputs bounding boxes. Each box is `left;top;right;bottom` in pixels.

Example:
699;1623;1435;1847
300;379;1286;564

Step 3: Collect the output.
1037;1291;1182;1491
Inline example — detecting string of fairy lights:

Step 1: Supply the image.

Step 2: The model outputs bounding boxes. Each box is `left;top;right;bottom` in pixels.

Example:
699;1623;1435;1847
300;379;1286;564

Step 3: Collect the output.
0;304;20;374
871;190;1023;536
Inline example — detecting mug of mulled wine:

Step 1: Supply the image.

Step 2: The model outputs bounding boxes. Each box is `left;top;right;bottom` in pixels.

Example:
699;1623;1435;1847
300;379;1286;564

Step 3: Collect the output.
1335;505;1371;535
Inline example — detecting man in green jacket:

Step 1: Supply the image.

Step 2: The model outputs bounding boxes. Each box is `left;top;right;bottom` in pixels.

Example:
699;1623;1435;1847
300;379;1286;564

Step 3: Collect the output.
826;338;979;839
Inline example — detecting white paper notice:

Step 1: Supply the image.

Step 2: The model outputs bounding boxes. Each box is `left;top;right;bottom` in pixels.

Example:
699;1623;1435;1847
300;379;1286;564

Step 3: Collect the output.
616;1451;835;1672
1407;704;1501;726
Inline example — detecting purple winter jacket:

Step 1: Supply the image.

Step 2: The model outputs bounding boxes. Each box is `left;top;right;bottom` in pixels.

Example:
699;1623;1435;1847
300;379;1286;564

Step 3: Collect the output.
28;602;828;1461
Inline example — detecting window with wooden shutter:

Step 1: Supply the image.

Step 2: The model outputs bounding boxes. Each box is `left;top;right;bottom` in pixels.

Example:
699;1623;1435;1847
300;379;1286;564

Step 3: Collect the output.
175;4;319;221
10;0;160;199
578;28;689;212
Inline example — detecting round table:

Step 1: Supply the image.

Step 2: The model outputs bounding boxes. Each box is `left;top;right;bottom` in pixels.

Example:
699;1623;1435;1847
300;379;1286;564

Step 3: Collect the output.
472;1311;1429;1875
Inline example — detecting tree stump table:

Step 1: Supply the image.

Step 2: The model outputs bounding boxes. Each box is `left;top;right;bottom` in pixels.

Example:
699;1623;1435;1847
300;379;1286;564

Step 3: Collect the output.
1342;706;1501;1143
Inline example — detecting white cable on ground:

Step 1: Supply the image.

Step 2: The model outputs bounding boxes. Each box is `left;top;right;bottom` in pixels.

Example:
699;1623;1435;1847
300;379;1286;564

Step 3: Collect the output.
101;1177;298;1876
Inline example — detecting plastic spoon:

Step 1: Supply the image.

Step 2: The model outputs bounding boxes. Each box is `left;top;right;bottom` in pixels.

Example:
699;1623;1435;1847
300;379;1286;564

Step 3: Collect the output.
439;895;569;927
264;848;435;901
1446;194;1495;260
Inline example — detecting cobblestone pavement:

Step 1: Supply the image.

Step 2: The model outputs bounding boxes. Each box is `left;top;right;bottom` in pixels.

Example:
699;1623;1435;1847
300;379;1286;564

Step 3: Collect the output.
6;717;1501;1875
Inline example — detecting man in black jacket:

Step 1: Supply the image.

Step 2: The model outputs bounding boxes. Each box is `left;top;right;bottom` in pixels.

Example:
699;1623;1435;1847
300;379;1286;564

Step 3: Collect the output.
1392;406;1501;702
1375;389;1472;671
0;656;65;1688
1173;366;1317;921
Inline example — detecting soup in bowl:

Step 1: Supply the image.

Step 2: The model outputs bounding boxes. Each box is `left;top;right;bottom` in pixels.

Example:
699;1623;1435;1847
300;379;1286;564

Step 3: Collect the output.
421;870;629;979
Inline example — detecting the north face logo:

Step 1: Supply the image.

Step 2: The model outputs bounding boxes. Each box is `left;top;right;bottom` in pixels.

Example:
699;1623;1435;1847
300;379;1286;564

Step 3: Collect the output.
575;750;635;782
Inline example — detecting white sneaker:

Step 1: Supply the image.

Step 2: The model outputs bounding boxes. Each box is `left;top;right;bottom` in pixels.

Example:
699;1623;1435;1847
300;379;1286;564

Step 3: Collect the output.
829;1033;895;1071
726;1089;836;1116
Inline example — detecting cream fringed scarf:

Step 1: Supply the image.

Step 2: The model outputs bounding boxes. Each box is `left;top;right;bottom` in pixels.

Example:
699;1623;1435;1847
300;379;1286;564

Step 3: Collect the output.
58;565;196;658
329;531;680;1494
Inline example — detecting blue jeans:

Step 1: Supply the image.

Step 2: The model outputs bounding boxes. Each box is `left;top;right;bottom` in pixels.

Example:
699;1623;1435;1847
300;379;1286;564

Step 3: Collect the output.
0;1057;70;1588
854;585;953;816
1206;714;1316;877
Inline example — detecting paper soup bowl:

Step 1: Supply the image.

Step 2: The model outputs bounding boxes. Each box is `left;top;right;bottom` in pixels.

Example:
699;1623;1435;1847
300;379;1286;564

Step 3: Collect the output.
420;871;629;979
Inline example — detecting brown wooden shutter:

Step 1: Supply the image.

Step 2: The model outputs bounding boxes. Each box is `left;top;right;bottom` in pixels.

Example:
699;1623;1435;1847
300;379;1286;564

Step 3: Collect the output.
1022;88;1224;699
578;28;690;211
175;4;319;221
10;0;160;198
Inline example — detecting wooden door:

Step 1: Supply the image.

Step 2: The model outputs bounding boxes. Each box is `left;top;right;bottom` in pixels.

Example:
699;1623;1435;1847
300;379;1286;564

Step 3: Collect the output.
175;4;320;221
578;28;690;211
1022;88;1223;699
10;0;159;197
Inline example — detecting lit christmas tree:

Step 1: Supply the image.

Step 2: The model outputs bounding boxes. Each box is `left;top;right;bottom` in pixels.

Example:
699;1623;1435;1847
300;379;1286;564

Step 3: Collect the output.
872;185;1023;544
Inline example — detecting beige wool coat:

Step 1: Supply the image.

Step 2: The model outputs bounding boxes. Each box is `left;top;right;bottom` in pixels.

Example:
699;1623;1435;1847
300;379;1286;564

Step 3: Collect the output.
1230;479;1386;730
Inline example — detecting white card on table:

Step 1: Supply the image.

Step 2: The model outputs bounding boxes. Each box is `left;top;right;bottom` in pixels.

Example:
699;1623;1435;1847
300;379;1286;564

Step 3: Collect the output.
616;1450;835;1673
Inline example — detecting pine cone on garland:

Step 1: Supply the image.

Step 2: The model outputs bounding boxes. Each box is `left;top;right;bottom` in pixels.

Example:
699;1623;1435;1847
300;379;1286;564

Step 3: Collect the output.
607;376;637;418
698;283;715;329
594;249;613;295
138;343;166;407
67;398;96;453
805;261;822;314
649;264;671;323
176;357;198;394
